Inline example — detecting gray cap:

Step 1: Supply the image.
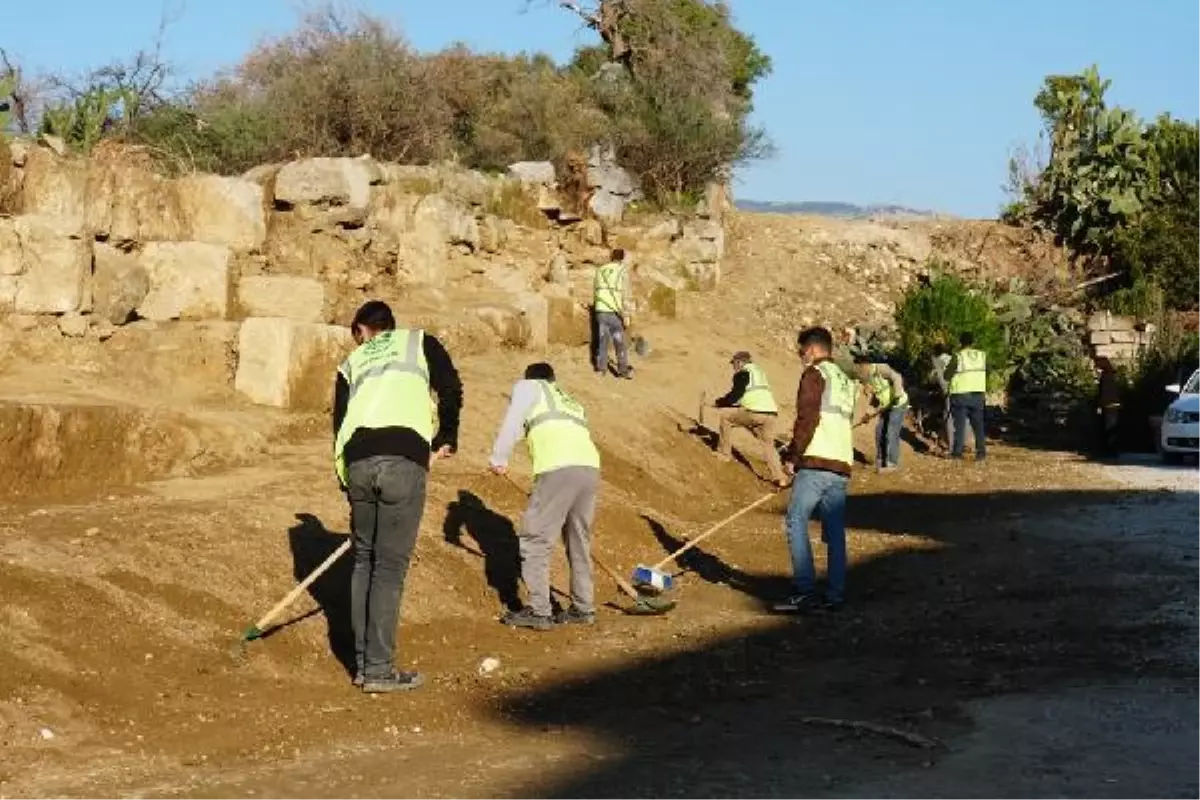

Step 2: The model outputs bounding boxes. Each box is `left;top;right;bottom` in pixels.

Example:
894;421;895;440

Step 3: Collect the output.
730;351;752;364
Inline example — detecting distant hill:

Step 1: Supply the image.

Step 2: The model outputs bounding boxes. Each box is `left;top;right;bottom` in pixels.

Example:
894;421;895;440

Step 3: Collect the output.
736;199;943;219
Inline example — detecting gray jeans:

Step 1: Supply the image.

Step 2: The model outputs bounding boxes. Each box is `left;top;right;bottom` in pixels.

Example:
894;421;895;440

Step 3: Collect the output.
594;311;629;375
520;466;599;616
346;455;427;678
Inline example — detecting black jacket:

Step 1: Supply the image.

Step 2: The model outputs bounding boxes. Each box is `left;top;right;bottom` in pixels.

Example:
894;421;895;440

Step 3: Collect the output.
714;369;749;408
332;332;463;471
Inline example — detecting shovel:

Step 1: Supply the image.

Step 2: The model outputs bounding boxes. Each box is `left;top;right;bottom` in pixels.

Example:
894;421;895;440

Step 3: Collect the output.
632;491;778;594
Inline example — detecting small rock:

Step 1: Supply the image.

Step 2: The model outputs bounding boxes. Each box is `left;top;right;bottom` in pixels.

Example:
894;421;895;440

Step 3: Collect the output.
478;657;501;676
92;321;116;341
57;313;89;337
411;725;422;734
38;133;67;156
39;727;55;740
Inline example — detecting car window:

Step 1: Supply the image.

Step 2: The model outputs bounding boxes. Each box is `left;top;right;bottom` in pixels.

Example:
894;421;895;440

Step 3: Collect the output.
1185;370;1200;395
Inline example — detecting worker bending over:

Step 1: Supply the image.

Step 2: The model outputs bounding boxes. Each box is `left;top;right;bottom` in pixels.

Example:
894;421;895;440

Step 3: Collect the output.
333;300;463;693
490;363;600;630
592;248;634;379
710;351;789;488
775;327;855;614
944;332;988;461
853;356;909;472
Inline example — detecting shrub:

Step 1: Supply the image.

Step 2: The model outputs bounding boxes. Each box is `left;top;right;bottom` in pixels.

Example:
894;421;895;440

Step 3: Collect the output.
894;269;1007;391
1116;314;1200;451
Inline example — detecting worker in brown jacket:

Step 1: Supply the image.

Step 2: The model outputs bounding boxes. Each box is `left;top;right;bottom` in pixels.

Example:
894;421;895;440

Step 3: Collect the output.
773;327;856;614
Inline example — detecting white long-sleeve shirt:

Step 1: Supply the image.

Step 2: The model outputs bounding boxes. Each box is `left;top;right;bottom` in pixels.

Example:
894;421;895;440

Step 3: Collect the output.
489;379;542;468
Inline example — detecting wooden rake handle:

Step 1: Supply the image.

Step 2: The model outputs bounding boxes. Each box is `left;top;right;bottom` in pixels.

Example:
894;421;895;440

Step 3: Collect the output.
649;491;778;572
253;539;352;632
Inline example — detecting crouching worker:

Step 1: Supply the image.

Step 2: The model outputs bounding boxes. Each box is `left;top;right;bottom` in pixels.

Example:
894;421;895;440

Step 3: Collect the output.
489;363;600;630
333;300;463;693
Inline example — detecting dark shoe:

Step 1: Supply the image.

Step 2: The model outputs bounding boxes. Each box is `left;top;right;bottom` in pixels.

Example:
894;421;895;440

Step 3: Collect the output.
554;606;596;626
771;593;820;614
361;670;424;694
819;597;845;613
502;608;553;631
619;369;634;380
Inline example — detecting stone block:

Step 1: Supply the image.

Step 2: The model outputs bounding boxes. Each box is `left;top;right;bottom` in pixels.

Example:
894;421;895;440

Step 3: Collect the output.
236;276;327;323
547;296;591;346
470;304;531;348
86;161;187;243
1109;329;1137;344
19;149;88;233
177;174;267;250
57;313;89;337
516;293;549;350
137;242;232;321
274;157;375;212
10;216;91;314
93;243;149;325
640;270;681;319
1093;343;1136;361
1087;311;1111;332
507;161;556;185
235;318;353;410
1089;331;1112;346
1107;315;1136;332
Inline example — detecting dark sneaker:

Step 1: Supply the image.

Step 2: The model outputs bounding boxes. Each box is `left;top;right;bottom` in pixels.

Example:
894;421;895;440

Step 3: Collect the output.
619;368;634;380
502;608;553;631
554;607;596;626
819;597;845;613
771;593;820;614
361;670;424;694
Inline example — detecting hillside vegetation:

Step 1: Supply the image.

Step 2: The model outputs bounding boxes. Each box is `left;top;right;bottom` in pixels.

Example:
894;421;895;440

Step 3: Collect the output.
3;1;769;206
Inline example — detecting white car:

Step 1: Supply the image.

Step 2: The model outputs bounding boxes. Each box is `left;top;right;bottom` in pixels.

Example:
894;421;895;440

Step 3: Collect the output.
1161;368;1199;463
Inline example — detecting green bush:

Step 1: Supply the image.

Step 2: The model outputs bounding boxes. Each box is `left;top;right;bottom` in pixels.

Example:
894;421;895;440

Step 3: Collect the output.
1116;315;1200;451
895;269;1007;391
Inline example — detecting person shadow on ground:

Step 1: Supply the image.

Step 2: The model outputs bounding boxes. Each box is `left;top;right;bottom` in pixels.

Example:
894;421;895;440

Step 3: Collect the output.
287;513;355;677
641;514;787;601
444;491;523;612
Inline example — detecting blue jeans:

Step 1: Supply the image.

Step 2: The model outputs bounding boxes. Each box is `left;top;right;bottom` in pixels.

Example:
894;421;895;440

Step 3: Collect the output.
950;392;987;460
875;404;906;467
785;469;849;602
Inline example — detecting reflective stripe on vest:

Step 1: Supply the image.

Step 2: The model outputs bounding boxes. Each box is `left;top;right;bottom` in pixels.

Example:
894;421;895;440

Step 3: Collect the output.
739;363;778;414
524;381;600;475
803;361;855;466
949;348;987;395
868;364;908;409
334;329;433;483
593;263;625;315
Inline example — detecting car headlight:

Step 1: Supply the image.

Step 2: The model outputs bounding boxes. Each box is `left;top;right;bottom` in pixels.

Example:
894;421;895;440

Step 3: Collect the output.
1165;408;1189;423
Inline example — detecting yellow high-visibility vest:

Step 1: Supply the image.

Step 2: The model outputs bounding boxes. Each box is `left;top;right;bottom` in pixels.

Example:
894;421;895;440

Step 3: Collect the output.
868;364;908;409
524;380;600;475
949;348;987;395
593;262;625;315
803;361;855;465
740;363;779;414
334;329;433;483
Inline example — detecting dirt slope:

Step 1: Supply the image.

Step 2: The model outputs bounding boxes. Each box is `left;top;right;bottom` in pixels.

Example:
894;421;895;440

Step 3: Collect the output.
0;211;1193;798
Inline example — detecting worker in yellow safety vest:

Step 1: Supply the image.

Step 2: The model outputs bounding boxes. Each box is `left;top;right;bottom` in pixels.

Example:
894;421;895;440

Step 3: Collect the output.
944;331;988;461
773;326;855;614
708;350;789;487
853;355;909;472
489;362;600;630
332;300;463;693
592;248;634;379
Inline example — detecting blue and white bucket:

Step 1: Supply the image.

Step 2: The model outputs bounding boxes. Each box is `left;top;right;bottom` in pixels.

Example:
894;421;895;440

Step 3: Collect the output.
632;565;673;593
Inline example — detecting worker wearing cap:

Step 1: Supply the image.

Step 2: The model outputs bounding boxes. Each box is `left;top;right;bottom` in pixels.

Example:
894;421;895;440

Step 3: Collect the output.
853;356;909;472
709;351;789;488
592;248;634;379
489;362;600;631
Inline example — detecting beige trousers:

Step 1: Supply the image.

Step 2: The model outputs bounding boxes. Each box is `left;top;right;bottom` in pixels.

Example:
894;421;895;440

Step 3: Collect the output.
716;407;787;483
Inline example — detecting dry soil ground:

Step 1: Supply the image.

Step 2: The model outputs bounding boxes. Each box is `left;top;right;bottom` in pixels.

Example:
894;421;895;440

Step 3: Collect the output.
1;214;1197;798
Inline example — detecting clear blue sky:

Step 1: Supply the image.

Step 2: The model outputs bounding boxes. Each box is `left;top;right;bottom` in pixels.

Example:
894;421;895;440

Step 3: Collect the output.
6;1;1198;217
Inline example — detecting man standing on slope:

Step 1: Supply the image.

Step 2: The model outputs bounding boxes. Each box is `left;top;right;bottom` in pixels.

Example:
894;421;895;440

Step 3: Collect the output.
490;362;600;630
710;351;789;488
853;355;909;472
333;300;463;693
592;248;634;379
944;332;988;462
774;326;856;614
